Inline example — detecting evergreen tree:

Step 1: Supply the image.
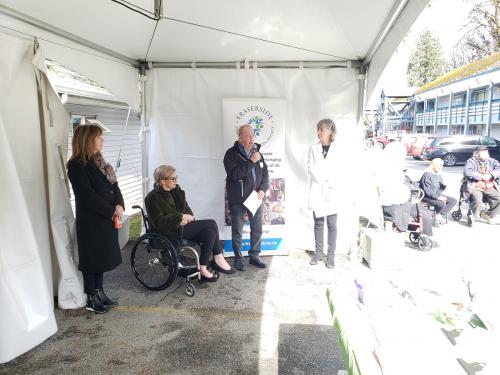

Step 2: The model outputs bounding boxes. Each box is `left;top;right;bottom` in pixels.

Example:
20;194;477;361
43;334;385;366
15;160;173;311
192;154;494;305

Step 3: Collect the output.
407;30;446;87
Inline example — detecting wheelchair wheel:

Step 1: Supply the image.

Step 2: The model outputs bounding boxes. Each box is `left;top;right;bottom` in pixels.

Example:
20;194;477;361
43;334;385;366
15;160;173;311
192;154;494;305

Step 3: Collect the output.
451;210;462;221
409;233;419;244
417;236;433;251
212;270;220;280
131;234;178;291
185;283;196;297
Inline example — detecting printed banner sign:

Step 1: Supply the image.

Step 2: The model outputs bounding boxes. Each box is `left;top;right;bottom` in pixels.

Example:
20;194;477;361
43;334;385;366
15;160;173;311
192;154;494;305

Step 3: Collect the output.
222;98;288;256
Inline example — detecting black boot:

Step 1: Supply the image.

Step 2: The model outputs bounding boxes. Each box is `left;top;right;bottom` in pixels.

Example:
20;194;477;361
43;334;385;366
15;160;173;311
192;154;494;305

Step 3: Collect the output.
98;288;118;308
86;291;108;314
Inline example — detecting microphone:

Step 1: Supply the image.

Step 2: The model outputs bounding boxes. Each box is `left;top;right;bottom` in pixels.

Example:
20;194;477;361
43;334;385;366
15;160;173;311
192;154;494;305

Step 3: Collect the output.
250;143;258;156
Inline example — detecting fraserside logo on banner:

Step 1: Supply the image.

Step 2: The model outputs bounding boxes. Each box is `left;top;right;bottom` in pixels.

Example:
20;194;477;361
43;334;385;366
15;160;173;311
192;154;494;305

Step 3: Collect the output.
222;98;288;256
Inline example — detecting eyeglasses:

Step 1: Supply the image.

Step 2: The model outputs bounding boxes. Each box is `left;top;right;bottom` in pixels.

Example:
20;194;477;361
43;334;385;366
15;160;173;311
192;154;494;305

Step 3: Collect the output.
165;176;177;181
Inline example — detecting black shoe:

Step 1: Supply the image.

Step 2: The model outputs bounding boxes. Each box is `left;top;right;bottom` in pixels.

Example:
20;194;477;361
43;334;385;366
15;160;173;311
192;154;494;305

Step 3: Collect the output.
309;253;322;265
249;256;267;269
98;288;118;308
86;292;108;314
234;257;246;271
326;254;335;269
212;262;236;274
200;274;218;283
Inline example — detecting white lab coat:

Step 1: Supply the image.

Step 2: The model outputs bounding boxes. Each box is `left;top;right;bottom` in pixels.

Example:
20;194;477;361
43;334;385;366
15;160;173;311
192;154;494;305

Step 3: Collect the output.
307;141;339;217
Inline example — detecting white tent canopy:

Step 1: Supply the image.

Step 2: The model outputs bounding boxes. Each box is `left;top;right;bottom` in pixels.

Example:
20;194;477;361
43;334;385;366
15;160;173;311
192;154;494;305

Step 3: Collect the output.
0;0;429;363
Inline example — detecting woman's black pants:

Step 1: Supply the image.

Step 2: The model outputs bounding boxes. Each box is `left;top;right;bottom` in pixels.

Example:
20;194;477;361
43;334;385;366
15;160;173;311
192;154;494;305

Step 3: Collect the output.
83;272;103;295
182;219;222;265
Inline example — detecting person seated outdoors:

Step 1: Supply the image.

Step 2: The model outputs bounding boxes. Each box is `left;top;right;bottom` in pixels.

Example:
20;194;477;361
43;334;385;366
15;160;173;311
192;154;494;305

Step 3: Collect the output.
419;158;457;225
463;146;500;224
145;165;235;281
377;142;437;244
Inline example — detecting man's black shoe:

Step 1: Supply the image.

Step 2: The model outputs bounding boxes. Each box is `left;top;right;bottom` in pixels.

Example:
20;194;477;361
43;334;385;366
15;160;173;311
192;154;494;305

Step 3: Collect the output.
249;256;267;269
234;257;246;271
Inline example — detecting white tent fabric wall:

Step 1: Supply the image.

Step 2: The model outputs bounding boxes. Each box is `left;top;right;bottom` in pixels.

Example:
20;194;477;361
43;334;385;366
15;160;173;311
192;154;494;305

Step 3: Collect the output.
146;68;365;253
32;49;86;311
0;12;141;112
0;34;57;363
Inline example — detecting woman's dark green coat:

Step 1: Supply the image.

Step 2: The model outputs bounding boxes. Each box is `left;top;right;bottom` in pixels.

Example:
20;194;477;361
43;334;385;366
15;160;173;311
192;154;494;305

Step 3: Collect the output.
145;185;193;240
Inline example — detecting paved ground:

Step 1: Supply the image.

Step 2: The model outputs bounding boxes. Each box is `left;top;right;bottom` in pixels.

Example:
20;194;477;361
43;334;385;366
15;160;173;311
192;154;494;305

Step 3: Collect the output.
0;246;347;375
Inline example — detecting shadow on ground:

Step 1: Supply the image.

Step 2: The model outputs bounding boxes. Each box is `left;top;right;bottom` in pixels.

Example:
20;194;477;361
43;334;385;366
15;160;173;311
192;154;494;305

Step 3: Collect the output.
0;242;345;375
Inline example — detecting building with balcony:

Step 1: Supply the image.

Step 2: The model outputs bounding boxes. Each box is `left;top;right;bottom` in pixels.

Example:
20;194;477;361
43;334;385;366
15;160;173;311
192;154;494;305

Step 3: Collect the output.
413;53;500;138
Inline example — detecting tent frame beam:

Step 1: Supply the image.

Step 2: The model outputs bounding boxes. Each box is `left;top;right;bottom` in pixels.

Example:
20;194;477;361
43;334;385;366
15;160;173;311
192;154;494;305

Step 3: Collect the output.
150;60;361;69
362;0;409;67
0;4;139;67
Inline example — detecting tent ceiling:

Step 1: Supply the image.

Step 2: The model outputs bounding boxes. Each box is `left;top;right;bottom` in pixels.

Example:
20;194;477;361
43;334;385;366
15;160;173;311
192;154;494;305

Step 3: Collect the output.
1;0;400;63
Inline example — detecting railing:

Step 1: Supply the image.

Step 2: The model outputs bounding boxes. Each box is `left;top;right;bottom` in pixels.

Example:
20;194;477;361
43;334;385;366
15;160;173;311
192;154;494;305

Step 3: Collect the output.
415;113;425;126
450;105;466;124
468;101;489;124
424;111;434;125
436;107;449;125
491;99;500;123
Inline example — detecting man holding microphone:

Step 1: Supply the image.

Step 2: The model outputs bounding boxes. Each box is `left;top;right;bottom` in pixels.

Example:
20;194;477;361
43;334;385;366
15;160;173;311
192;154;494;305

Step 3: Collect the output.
224;124;269;271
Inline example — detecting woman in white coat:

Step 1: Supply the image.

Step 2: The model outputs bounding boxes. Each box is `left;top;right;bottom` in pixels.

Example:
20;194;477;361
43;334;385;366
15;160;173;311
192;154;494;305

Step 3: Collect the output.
307;119;339;268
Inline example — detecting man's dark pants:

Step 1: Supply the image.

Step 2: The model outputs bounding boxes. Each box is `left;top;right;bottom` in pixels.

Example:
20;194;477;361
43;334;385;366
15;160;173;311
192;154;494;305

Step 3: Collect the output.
469;187;500;217
229;203;262;259
422;195;457;215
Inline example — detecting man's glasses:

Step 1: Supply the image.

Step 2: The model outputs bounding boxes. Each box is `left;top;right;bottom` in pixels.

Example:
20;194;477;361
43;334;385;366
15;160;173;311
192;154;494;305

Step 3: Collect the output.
166;177;177;181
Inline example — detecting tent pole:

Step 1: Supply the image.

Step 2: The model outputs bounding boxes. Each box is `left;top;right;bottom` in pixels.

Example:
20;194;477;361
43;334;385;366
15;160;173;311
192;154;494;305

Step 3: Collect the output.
139;65;149;207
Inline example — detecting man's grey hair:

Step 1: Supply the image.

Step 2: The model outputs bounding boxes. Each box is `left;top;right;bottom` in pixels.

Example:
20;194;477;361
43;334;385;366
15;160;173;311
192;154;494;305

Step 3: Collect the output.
316;118;336;142
238;124;253;137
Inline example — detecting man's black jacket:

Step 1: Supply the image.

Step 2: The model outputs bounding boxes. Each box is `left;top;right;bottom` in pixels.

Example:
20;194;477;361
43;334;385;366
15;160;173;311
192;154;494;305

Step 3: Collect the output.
223;141;269;205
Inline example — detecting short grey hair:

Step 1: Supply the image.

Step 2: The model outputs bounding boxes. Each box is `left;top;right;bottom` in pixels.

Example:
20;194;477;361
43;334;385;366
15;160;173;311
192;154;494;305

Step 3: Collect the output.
316;118;336;142
238;124;253;137
153;165;176;185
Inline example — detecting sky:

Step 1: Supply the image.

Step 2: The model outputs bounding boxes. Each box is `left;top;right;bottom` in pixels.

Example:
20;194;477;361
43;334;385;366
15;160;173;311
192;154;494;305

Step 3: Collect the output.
373;0;473;100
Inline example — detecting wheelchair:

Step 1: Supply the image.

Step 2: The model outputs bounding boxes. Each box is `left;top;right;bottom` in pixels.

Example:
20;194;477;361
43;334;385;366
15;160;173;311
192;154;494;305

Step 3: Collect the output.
406;187;433;251
130;205;219;297
451;177;494;227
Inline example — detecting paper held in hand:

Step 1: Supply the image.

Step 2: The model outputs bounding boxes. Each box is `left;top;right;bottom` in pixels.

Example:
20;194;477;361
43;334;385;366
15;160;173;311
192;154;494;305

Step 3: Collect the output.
243;190;263;216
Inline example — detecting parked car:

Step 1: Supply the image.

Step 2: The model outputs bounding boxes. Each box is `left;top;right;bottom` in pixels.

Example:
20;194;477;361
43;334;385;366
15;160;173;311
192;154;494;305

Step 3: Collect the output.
420;135;500;166
408;134;431;159
374;130;406;149
400;134;418;153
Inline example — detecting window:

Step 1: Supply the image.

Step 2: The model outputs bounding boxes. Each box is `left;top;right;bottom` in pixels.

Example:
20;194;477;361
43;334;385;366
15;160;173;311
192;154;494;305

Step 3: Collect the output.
493;85;500;100
416;101;425;113
460;138;480;146
437;95;450;108
438;140;453;146
481;137;498;147
70;114;111;135
453;92;466;106
471;88;488;104
426;99;435;111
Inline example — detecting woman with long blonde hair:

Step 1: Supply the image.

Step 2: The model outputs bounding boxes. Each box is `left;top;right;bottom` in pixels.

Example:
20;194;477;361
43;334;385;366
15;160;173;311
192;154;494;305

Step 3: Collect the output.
67;124;124;314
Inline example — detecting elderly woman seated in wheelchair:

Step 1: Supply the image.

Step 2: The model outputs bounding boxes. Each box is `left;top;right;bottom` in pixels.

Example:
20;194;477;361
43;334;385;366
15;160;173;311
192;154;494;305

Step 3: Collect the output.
147;164;234;278
376;142;436;250
130;165;234;296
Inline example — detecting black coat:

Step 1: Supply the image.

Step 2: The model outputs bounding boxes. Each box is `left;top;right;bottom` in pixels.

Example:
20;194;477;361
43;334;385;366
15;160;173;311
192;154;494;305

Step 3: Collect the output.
223;141;269;205
67;159;124;273
145;185;193;240
419;172;446;200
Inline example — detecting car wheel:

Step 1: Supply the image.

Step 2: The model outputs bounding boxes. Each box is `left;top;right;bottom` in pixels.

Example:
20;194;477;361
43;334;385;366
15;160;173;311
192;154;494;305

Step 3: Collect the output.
377;142;385;149
443;153;457;167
